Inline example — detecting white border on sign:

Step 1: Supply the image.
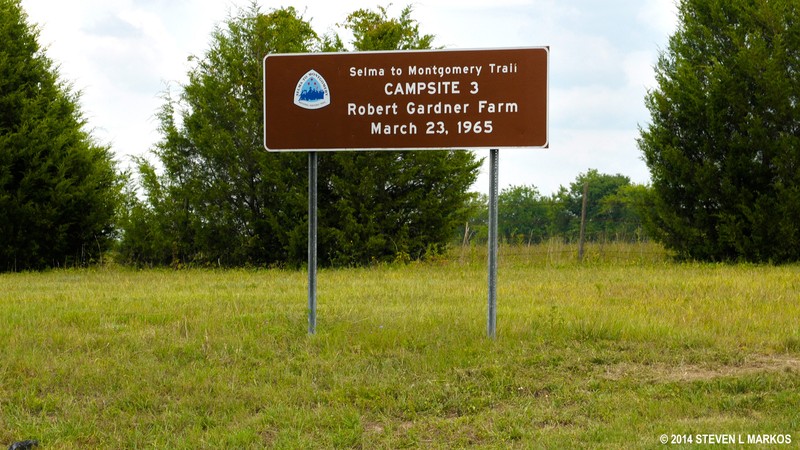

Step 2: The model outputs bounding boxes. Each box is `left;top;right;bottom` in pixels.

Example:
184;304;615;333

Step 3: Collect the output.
263;46;549;152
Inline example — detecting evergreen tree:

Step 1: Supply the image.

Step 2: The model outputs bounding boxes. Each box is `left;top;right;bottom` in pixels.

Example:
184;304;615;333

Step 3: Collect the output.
121;5;314;267
639;0;800;262
122;4;480;267
320;5;481;265
0;0;121;271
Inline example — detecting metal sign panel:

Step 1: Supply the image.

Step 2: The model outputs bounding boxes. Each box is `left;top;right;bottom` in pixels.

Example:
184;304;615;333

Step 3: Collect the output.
263;47;548;151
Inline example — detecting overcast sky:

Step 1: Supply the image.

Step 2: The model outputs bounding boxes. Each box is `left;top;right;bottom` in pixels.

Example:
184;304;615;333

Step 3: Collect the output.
21;0;678;196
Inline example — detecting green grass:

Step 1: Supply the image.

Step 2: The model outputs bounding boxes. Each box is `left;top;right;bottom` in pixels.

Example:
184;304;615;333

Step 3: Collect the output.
1;243;799;448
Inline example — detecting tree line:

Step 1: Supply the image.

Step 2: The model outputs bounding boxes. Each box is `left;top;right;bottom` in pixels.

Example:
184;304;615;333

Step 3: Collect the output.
462;170;649;246
3;0;800;271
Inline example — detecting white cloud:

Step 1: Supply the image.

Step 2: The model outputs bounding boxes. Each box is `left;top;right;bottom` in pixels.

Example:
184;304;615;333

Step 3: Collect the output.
638;0;679;37
553;84;647;130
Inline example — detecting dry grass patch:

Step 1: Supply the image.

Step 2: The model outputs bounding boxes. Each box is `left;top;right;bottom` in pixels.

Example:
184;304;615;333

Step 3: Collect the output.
602;355;800;383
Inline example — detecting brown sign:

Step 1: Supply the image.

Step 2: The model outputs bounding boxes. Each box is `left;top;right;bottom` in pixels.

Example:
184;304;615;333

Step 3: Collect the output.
263;47;548;151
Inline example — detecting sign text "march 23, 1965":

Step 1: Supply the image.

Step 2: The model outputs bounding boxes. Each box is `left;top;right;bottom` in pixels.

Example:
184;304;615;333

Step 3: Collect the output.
263;48;548;151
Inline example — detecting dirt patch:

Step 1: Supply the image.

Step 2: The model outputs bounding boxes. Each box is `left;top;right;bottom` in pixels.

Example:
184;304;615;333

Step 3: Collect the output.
364;421;385;434
363;420;414;436
603;355;800;382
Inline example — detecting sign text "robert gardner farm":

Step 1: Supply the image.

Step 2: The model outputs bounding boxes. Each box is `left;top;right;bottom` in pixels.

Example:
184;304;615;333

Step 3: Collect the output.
263;48;548;151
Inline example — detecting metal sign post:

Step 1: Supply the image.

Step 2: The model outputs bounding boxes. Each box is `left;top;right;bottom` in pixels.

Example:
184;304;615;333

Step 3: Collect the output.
308;151;318;334
487;149;499;339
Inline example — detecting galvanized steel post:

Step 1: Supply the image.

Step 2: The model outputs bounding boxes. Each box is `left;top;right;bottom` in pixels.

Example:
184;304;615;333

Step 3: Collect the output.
308;151;318;334
488;149;499;339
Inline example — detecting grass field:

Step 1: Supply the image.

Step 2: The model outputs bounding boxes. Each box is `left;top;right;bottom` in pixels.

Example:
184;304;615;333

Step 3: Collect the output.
1;243;799;448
